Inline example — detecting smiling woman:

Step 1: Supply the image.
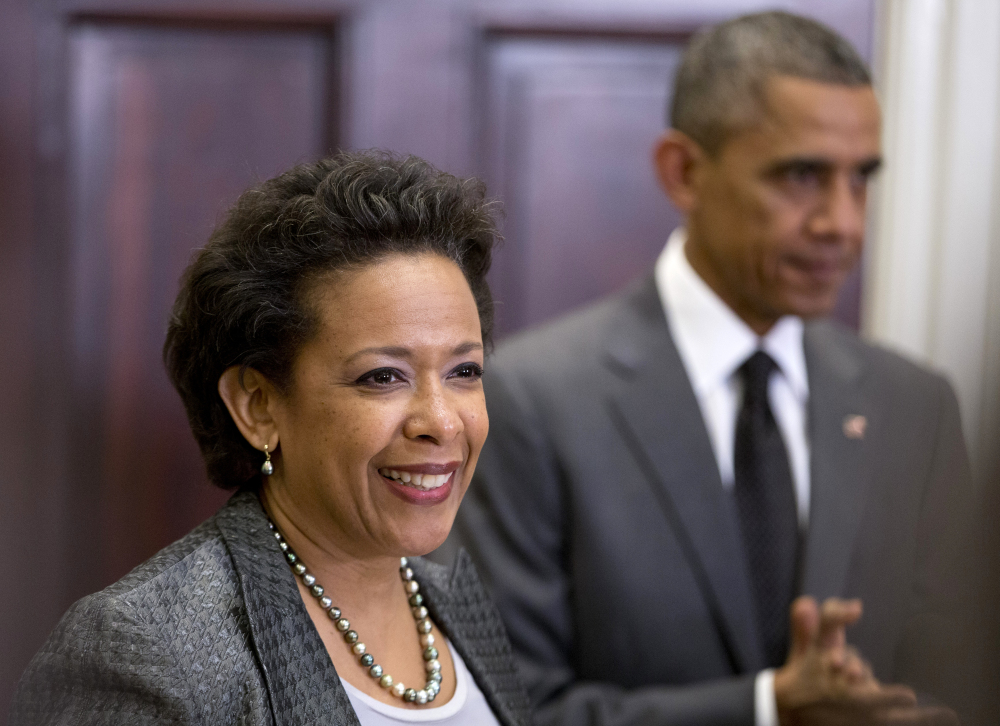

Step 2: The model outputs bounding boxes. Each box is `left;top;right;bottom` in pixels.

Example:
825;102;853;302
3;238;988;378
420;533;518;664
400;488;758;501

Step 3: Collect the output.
225;254;489;561
11;153;530;726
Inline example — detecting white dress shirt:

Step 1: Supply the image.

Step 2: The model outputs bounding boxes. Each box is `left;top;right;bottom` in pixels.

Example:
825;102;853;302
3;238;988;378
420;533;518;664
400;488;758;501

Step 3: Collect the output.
654;228;811;726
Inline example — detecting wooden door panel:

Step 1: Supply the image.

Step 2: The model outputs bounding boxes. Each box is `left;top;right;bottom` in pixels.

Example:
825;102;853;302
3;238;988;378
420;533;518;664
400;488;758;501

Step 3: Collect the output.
66;20;335;589
482;36;685;335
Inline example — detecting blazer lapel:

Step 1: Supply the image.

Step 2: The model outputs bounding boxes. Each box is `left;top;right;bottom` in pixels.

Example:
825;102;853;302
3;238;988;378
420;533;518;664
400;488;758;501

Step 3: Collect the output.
800;323;872;600
216;491;360;726
412;551;526;726
604;276;764;673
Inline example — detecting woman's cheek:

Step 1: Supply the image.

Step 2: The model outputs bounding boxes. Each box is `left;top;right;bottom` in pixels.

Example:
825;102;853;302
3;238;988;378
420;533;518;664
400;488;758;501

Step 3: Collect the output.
465;394;489;454
351;396;407;449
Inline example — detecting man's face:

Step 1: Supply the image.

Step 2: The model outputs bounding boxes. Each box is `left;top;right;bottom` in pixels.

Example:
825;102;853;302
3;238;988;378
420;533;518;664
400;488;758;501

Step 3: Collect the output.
683;76;882;332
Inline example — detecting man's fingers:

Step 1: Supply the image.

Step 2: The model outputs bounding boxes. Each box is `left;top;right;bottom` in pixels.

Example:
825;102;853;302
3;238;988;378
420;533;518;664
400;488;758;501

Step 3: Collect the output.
859;684;918;710
794;700;955;726
788;596;819;660
855;654;874;684
834;644;875;684
817;597;863;651
879;706;959;726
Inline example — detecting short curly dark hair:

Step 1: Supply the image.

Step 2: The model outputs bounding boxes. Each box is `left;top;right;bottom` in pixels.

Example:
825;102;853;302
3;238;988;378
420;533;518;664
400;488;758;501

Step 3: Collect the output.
164;151;499;489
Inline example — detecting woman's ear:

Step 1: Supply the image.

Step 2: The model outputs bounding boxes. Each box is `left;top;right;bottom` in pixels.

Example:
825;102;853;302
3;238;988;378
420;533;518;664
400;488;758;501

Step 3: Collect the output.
217;366;280;452
653;129;706;214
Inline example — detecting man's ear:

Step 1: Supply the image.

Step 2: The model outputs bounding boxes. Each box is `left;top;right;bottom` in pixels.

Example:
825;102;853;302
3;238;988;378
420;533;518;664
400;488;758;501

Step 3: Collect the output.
217;366;280;453
653;129;706;214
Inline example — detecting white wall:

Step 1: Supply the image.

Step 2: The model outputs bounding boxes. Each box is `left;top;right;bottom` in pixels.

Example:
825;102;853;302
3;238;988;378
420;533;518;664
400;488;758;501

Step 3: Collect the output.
865;0;1000;487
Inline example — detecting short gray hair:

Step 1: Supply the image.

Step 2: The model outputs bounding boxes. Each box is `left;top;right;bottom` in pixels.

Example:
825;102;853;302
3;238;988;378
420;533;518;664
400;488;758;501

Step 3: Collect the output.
670;11;871;155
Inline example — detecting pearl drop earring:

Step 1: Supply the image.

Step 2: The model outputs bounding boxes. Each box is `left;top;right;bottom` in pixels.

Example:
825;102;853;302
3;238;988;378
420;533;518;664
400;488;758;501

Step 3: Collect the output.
261;444;273;476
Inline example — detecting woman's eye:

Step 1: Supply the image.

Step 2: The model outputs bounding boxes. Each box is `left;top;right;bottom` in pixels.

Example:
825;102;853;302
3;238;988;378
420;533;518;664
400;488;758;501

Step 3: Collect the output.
450;362;484;380
357;368;404;387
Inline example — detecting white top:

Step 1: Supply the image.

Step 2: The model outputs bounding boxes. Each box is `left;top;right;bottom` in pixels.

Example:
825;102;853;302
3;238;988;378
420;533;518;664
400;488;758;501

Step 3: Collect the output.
341;640;501;726
654;228;811;726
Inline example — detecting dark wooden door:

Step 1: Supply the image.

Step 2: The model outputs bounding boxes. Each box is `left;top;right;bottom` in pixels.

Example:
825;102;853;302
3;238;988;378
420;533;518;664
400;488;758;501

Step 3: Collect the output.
1;2;346;710
0;0;873;718
63;14;337;596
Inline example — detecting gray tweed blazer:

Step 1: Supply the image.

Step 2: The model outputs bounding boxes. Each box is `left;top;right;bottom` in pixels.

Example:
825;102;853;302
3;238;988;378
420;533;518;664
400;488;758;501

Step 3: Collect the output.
11;491;532;725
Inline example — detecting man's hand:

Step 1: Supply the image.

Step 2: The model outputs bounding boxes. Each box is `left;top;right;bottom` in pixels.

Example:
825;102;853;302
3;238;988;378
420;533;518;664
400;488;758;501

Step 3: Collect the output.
774;597;958;726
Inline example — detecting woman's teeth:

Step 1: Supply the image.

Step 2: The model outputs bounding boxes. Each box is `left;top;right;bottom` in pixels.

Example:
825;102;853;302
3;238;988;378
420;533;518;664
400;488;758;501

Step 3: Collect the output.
379;469;450;491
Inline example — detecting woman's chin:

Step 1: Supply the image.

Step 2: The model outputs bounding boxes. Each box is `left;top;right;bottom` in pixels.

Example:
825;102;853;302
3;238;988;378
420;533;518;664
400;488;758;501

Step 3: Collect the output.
392;518;456;559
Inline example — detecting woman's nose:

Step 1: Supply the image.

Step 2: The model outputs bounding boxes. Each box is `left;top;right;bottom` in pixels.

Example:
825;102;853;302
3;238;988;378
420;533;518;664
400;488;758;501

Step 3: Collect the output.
402;380;463;444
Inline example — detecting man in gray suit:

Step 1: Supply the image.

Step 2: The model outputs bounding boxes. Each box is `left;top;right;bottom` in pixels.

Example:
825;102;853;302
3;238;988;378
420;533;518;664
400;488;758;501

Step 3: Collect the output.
455;11;976;726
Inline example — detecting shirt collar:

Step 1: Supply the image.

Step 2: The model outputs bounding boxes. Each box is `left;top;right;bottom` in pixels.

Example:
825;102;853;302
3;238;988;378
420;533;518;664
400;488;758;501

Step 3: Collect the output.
654;228;808;401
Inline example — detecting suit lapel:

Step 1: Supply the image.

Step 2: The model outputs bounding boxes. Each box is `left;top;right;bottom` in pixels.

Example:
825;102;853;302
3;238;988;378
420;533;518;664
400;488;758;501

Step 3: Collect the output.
604;276;764;673
216;491;360;726
412;551;526;726
800;323;872;600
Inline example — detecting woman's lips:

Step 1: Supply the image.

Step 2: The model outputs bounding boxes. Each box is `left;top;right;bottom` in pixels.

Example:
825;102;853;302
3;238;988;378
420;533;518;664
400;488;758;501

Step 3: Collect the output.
378;468;451;490
378;465;458;505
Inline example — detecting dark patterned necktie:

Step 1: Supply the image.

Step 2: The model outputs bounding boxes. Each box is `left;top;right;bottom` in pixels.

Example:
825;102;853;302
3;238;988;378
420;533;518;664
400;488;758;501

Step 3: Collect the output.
734;350;799;668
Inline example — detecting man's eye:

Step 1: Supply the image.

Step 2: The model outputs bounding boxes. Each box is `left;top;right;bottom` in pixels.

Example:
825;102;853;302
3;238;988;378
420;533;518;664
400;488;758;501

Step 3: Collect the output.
357;368;404;386
850;169;874;192
450;363;484;380
784;166;822;187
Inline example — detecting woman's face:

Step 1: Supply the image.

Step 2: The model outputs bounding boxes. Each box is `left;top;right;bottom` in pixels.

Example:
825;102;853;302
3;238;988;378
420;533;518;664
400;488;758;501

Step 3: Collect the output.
266;252;488;559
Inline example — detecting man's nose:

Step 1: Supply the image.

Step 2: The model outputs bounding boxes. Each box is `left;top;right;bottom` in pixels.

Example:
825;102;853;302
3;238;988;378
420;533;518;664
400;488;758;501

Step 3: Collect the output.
402;380;462;444
809;174;866;240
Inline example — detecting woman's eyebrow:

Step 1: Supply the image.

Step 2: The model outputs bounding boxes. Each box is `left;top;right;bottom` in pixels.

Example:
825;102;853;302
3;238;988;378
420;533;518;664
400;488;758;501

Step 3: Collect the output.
344;341;483;364
344;346;412;364
453;341;484;356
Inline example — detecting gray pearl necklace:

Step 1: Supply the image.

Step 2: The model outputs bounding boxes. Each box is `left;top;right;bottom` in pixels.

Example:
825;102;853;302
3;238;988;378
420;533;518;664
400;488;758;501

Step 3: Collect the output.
267;521;443;705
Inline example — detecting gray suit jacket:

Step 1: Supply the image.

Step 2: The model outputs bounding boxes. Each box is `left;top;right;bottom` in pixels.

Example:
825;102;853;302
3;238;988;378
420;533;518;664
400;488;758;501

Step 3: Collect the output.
454;276;977;726
12;491;532;726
